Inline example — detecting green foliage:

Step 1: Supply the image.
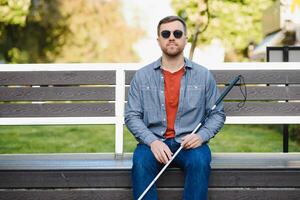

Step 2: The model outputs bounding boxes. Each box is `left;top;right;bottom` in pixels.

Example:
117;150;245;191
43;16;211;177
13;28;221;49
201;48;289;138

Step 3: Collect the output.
172;0;276;61
0;0;31;26
0;0;31;61
290;125;300;144
0;0;144;63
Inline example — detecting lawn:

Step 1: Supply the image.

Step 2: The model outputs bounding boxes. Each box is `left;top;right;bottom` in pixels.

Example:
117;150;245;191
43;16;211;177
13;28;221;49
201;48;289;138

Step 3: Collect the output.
0;124;299;153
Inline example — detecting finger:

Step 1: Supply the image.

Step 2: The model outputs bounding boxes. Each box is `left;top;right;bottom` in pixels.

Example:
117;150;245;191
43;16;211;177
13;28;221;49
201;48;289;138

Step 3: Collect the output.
161;144;173;164
183;142;191;149
189;135;199;144
181;135;190;147
153;151;162;163
163;146;173;160
161;149;170;164
182;135;194;148
184;142;193;149
154;149;164;163
190;135;203;148
158;153;167;164
183;135;198;149
188;139;201;149
182;139;190;148
157;148;168;164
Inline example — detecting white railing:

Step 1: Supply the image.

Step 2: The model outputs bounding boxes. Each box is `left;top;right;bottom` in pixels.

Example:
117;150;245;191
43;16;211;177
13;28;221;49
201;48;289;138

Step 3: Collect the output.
1;62;300;154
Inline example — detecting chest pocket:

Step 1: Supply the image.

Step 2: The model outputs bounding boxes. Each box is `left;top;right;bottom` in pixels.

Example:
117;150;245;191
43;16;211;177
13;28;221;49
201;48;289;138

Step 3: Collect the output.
141;85;159;110
186;85;205;108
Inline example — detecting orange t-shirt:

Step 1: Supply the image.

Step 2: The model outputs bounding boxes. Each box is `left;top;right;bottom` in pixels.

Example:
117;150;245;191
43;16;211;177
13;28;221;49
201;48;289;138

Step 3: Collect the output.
162;67;185;139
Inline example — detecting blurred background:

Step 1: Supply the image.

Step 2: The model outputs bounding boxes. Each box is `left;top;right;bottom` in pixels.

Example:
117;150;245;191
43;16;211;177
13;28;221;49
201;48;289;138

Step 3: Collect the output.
1;0;300;64
1;0;300;153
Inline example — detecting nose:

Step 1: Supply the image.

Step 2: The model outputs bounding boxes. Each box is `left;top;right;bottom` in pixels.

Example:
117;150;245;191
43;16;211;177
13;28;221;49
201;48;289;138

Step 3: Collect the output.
168;34;175;41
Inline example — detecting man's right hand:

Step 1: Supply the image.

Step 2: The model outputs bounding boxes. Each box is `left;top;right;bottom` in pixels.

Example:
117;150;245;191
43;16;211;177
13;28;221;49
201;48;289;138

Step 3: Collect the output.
150;140;173;164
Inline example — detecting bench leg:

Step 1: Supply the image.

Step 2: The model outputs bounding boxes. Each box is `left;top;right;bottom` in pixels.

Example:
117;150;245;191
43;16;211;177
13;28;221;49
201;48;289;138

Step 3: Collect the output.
283;124;289;153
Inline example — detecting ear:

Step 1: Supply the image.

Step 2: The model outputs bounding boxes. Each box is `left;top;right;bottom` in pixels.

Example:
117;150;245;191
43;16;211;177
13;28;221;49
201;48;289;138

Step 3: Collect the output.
184;36;188;45
157;37;160;45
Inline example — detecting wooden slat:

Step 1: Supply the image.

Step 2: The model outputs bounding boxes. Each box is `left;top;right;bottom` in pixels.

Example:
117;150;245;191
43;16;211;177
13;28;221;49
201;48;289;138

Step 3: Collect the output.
125;86;300;101
7;98;300;117
224;102;300;116
1;188;300;200
0;117;117;125
0;71;115;85
288;86;300;100
0;87;115;101
0;103;114;117
125;70;135;85
212;70;300;84
125;70;300;84
208;188;300;200
220;86;294;101
122;101;300;116
1;153;299;188
0;169;299;188
209;170;300;187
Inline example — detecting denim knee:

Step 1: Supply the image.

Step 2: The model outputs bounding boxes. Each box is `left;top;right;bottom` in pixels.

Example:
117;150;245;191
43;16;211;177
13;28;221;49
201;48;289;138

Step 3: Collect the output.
184;146;211;171
132;144;158;173
185;156;209;171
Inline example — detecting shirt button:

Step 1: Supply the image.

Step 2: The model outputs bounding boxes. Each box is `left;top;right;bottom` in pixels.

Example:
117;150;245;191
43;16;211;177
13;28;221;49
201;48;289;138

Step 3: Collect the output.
161;131;164;134
161;90;163;93
163;118;166;121
162;104;164;106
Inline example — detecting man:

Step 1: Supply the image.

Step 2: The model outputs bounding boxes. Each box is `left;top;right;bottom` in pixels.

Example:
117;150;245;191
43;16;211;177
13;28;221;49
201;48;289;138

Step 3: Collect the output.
125;15;226;200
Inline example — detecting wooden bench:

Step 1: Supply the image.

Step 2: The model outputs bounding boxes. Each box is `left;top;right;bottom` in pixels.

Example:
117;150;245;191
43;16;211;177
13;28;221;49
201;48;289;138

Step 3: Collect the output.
0;63;300;200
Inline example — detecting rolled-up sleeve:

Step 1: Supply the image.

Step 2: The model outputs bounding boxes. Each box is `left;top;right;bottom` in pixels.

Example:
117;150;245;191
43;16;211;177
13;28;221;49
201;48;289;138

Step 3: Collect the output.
125;73;158;146
197;70;226;143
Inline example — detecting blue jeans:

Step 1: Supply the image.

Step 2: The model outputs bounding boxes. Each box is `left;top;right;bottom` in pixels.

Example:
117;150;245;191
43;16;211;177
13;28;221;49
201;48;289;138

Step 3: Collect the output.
132;138;211;200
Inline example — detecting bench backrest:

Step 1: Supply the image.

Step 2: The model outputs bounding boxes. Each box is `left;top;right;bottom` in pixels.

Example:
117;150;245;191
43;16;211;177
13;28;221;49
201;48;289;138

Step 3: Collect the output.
1;63;300;154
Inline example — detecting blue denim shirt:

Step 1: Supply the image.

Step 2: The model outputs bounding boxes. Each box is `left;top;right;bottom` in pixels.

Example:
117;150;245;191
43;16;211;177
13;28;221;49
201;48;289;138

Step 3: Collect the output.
125;57;226;146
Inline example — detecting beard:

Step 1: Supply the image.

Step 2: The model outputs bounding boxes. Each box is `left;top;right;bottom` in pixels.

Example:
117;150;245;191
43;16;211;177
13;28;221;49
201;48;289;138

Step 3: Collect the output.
161;43;185;57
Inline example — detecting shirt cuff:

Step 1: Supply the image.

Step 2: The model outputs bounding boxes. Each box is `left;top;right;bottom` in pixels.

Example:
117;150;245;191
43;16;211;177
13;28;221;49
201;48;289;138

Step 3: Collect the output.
197;129;211;143
143;133;159;146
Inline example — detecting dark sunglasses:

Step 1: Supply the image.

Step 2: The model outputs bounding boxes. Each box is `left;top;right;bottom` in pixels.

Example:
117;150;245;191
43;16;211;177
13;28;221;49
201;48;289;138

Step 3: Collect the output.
160;30;183;39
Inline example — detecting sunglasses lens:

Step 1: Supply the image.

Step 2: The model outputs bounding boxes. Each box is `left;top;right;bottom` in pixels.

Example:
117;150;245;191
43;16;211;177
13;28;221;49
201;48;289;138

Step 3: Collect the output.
173;30;183;39
161;30;171;39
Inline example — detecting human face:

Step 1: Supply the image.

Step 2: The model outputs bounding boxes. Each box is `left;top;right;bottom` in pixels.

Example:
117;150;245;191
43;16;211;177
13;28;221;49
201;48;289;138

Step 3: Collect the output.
157;20;187;57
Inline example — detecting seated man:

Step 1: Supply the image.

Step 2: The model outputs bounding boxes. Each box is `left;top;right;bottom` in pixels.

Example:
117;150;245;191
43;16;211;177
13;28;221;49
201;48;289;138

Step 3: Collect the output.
125;15;226;200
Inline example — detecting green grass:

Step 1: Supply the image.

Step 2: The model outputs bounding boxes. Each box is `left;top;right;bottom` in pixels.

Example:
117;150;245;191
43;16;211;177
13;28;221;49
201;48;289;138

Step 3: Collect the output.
209;125;300;152
0;125;299;153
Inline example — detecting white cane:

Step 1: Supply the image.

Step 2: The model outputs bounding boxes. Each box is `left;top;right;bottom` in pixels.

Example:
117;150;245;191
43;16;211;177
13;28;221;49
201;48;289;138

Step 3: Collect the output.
137;75;243;200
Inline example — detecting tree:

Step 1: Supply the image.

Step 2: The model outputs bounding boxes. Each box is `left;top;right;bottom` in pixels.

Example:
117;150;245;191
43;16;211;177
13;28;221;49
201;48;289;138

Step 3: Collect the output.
0;0;31;62
0;0;144;63
48;0;144;63
172;0;276;61
185;0;210;60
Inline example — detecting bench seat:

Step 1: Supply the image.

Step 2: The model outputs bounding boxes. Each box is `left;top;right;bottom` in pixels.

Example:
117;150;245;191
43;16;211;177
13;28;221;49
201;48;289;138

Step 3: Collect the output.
1;153;300;170
0;153;300;200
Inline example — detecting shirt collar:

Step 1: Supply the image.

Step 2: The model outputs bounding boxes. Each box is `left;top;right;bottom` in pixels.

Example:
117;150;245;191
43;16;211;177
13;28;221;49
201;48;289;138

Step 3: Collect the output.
152;57;194;70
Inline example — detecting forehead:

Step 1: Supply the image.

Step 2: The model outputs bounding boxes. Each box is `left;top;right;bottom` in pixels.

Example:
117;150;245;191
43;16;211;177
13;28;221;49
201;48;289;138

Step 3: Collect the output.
159;20;184;31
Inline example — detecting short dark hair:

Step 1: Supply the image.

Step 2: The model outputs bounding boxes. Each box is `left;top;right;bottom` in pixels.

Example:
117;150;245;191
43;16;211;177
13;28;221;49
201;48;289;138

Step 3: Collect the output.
157;15;187;36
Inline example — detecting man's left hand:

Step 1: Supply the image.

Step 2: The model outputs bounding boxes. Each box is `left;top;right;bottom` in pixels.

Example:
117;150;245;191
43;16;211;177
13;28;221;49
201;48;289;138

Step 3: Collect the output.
181;134;203;149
